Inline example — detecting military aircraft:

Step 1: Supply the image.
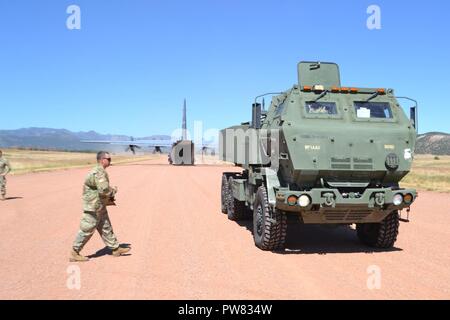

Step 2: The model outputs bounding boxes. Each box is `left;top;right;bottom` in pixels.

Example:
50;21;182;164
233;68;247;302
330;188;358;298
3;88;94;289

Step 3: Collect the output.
82;135;172;154
81;99;216;164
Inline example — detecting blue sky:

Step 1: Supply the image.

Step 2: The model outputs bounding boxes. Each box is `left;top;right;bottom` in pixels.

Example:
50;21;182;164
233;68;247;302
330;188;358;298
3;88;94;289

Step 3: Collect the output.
0;0;448;136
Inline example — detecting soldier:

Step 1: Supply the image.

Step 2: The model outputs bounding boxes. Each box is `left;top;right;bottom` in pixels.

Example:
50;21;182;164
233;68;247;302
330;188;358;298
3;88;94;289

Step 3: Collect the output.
0;150;11;201
70;151;131;262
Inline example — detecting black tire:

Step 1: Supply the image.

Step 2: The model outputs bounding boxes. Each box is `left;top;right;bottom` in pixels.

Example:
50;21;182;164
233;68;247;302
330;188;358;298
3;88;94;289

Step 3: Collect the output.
221;174;229;214
253;186;287;251
356;211;400;248
227;176;248;221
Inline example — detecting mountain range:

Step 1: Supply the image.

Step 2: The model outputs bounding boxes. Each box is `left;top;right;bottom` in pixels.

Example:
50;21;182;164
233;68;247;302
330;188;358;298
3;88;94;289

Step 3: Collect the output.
0;127;171;152
0;127;449;155
415;132;450;155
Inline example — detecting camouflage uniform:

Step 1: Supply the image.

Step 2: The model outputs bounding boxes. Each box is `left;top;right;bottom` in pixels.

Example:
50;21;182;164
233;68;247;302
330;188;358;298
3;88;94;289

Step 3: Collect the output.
72;165;120;252
0;156;11;198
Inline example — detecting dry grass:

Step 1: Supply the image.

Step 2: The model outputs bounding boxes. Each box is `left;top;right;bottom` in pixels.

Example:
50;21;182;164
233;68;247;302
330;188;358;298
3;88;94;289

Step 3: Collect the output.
203;154;450;193
194;154;232;166
2;149;159;175
2;149;448;192
401;155;450;193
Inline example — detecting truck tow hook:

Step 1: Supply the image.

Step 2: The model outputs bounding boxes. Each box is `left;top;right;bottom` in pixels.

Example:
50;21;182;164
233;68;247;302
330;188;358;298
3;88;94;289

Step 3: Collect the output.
399;208;411;223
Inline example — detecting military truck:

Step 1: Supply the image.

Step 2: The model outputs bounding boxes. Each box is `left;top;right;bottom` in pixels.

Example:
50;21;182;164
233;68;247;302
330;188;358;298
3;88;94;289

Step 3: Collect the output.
220;61;418;251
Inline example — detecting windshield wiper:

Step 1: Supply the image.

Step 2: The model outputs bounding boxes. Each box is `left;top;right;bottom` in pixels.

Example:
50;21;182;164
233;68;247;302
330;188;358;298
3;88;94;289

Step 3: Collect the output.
314;90;328;102
365;91;379;102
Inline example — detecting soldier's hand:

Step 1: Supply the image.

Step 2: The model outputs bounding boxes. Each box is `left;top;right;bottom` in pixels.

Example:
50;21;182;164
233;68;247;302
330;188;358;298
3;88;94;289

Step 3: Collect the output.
112;186;118;195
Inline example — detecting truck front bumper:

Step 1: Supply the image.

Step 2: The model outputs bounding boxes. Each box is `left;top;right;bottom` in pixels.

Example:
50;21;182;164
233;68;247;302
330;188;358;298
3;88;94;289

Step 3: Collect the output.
275;188;417;224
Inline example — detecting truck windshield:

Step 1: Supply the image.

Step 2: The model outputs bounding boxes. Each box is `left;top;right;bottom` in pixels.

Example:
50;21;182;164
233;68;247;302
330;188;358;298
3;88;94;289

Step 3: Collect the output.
305;102;337;115
354;102;392;119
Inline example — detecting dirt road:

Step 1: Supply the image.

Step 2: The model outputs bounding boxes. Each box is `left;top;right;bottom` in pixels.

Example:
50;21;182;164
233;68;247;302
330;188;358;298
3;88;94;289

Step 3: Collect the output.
0;156;449;299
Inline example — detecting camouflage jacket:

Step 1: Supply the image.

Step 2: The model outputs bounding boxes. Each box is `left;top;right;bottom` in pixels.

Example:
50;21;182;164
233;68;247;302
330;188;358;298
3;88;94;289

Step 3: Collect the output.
0;157;11;175
83;165;116;212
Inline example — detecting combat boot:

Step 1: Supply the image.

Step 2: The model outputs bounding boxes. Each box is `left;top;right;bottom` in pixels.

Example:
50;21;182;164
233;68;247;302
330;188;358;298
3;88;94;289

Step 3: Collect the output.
70;249;89;262
112;247;131;257
0;194;5;201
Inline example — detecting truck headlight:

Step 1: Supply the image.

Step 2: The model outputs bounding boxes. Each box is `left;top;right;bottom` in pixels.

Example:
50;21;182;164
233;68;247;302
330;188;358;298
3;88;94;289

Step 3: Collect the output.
404;193;413;205
298;195;311;207
393;194;403;206
287;195;298;206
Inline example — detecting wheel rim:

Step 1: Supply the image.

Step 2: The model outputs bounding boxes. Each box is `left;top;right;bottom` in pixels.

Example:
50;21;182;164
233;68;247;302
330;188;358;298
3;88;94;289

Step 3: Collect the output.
256;204;263;236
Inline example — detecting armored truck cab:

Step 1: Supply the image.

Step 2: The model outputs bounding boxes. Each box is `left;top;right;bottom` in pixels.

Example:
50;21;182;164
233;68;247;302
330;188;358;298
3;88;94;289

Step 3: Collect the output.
220;62;418;251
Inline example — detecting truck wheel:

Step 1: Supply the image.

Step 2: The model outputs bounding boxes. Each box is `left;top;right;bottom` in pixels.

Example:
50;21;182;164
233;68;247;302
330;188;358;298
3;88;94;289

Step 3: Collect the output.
227;176;248;221
221;174;229;214
356;211;400;248
253;186;287;251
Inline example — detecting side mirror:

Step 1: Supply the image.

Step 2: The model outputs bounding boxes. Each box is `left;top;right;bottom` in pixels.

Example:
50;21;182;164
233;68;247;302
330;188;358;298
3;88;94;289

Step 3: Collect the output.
396;96;418;133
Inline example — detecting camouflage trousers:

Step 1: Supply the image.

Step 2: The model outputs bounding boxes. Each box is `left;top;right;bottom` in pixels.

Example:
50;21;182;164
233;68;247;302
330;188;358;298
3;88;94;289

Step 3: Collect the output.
72;210;120;253
0;176;6;196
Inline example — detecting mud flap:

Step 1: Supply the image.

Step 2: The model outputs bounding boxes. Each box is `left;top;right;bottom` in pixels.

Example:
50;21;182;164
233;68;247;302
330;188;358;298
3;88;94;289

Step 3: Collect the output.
261;168;280;206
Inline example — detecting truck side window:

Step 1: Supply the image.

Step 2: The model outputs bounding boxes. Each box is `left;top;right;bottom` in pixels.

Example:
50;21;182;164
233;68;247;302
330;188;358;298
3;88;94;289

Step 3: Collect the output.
275;102;286;116
305;102;337;115
354;102;393;119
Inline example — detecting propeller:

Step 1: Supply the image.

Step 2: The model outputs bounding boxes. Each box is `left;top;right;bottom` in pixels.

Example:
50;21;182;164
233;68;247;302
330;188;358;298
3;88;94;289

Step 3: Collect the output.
125;138;141;154
153;146;162;154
